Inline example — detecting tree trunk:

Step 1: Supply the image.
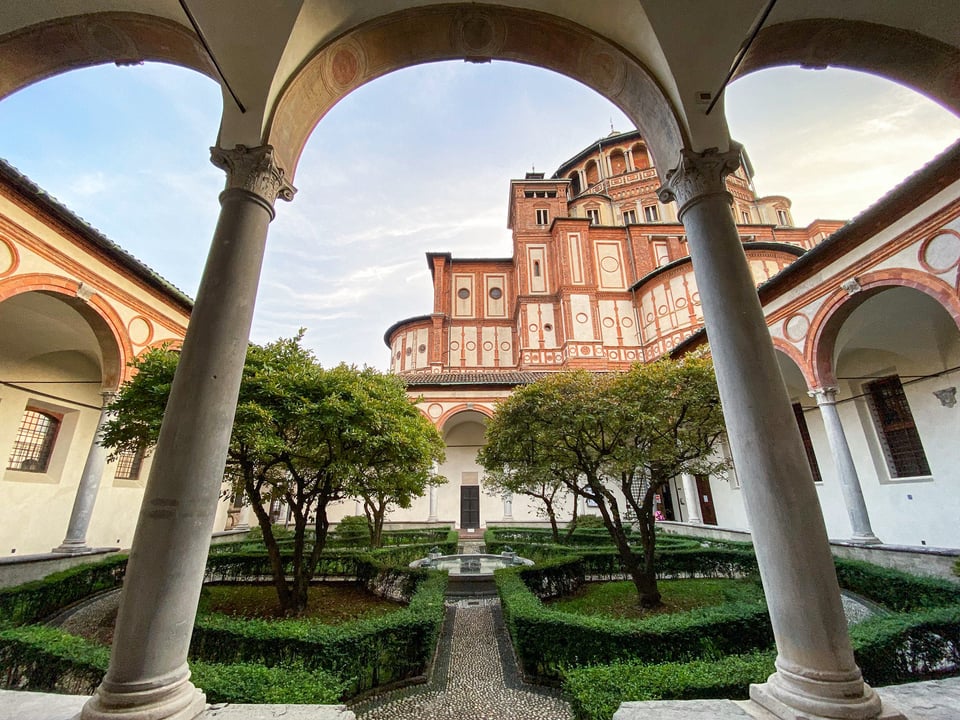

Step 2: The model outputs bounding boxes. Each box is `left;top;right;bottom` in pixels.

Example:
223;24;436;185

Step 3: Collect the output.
544;500;560;543
245;476;294;613
564;492;580;541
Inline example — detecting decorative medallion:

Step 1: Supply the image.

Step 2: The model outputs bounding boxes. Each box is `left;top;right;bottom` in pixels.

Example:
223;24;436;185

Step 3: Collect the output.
428;403;443;419
784;313;810;343
600;255;621;272
919;229;960;274
575;312;589;324
483;341;494;351
621;317;633;328
602;317;615;328
127;316;153;346
500;341;511;351
450;9;506;58
450;341;460;351
323;38;368;92
578;41;626;97
465;341;476;351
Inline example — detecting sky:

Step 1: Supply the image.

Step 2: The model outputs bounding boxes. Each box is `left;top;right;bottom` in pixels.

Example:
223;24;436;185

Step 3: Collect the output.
0;60;957;369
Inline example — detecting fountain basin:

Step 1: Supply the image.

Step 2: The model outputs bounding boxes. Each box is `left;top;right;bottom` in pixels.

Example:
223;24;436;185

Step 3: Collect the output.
411;553;534;597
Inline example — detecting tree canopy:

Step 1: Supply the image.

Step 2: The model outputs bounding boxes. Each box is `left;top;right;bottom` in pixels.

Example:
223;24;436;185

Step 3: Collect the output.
479;355;727;607
101;334;444;614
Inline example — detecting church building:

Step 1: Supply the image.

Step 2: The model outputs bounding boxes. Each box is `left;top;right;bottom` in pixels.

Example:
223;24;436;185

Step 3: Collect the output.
366;130;960;550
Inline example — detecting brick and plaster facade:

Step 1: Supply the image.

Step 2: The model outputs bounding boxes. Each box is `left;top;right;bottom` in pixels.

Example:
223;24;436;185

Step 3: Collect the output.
372;132;960;548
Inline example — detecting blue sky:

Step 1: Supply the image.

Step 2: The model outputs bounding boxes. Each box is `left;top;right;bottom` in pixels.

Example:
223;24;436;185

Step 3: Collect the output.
0;61;957;369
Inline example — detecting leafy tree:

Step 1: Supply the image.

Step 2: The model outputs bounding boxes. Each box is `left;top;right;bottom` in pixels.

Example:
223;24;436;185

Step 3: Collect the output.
479;355;726;607
101;335;443;614
344;369;445;548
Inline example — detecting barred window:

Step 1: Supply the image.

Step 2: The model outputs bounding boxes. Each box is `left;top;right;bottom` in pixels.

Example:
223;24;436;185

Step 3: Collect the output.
792;403;823;483
865;376;930;478
7;408;60;472
114;446;146;480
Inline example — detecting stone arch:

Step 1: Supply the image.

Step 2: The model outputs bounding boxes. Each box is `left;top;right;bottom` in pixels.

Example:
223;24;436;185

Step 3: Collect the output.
0;12;218;103
0;273;131;389
268;4;685;178
772;337;815;389
807;269;960;387
734;19;960;116
436;404;494;431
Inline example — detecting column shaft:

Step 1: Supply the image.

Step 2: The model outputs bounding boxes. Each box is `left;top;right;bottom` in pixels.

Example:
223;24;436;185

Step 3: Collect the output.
54;392;115;553
82;145;293;720
428;485;438;522
659;148;888;720
681;473;702;524
812;388;881;544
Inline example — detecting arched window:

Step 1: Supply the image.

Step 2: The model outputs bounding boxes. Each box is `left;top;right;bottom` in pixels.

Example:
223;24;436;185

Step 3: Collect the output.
568;172;581;196
585;160;599;186
631;143;650;170
7;408;61;472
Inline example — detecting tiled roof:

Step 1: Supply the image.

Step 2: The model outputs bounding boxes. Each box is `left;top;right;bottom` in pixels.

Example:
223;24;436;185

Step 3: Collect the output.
400;371;552;386
0;158;194;311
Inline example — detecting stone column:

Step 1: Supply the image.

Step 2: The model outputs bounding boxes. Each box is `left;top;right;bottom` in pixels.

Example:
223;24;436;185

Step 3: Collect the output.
680;473;702;524
427;485;438;522
503;492;513;520
810;387;881;544
658;148;895;720
53;391;117;554
82;145;294;720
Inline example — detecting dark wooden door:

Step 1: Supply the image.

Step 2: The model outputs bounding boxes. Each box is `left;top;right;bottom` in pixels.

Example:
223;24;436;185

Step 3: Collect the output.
460;486;480;529
696;475;717;525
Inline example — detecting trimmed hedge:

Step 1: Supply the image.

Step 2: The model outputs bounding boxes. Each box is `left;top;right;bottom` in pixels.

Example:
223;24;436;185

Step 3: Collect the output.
564;651;776;720
834;558;960;611
0;625;347;704
496;566;773;682
189;568;447;696
0;555;127;629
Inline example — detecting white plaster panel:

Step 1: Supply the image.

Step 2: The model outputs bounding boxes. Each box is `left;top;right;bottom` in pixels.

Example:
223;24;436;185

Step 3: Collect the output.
568;233;584;284
461;326;477;365
598;300;619;346
618;299;641;345
528;246;547;293
540;304;557;348
497;327;513;364
485;274;507;318
481;326;497;367
453;274;474;318
595;241;626;289
569;294;595;341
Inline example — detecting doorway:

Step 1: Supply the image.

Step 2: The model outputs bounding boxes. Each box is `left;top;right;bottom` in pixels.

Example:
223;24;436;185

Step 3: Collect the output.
696;475;717;525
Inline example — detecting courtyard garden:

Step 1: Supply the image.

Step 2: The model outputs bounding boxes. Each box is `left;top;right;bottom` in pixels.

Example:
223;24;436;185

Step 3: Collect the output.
0;523;957;720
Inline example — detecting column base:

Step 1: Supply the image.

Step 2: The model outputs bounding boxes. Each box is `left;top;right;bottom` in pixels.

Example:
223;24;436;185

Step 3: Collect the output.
750;673;903;720
849;533;883;545
52;541;93;555
81;673;206;720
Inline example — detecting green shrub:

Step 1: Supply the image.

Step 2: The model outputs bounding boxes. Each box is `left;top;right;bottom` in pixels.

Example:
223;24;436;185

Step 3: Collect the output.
496;567;773;682
189;570;447;696
564;651;775;720
192;661;346;704
569;515;606;530
834;559;960;611
0;626;346;704
0;555;127;628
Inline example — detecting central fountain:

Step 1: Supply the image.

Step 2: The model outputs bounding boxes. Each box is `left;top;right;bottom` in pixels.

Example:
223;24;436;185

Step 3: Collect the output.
411;547;534;597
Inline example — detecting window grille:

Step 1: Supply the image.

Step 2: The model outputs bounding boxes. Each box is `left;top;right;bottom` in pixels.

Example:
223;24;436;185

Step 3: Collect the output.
865;376;930;477
114;446;146;480
7;408;60;472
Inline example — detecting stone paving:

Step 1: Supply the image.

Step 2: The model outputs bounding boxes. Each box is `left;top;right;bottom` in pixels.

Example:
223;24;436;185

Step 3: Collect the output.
351;599;572;720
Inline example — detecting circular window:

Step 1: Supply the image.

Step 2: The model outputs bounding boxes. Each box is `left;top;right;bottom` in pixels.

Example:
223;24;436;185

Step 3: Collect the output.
405;347;413;356
418;344;427;353
457;288;470;299
489;287;503;300
543;323;553;332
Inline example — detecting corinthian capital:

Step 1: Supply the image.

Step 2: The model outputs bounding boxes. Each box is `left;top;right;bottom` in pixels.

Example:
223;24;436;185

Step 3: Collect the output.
656;145;741;218
210;144;296;207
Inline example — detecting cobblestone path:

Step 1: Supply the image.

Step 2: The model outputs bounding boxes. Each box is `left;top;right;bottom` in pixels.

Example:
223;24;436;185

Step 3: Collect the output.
351;599;572;720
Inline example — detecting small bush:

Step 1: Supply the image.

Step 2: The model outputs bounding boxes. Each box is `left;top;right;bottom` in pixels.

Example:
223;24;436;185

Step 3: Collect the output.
564;651;775;720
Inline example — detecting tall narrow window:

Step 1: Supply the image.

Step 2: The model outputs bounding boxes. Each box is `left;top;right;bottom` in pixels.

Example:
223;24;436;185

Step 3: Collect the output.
792;403;823;483
622;209;637;225
7;408;60;472
532;260;541;277
114;446;146;480
643;204;660;222
535;208;549;225
776;209;789;226
865;375;931;478
740;209;751;224
586;208;600;225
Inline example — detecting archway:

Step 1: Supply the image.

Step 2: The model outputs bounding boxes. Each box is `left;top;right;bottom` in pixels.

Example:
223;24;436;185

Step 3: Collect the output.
439;408;491;530
0;288;125;556
814;285;960;546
